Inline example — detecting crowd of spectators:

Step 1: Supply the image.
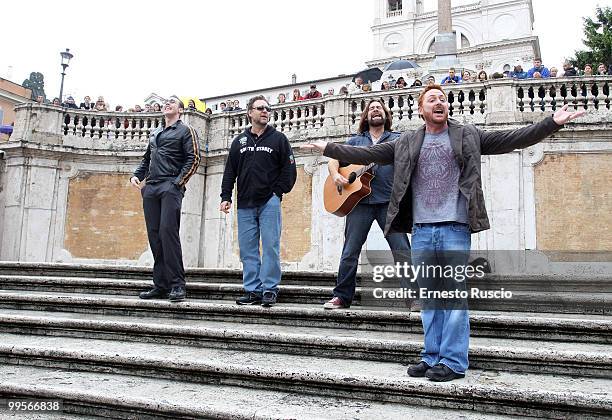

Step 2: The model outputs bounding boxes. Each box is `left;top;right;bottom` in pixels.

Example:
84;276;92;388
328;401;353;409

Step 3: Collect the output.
31;59;611;116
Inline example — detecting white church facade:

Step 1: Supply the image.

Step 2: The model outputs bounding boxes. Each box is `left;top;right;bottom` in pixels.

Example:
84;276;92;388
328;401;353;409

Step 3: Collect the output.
201;0;540;111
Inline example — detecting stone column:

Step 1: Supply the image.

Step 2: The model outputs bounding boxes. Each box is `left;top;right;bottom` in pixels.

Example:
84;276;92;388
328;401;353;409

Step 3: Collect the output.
432;0;459;71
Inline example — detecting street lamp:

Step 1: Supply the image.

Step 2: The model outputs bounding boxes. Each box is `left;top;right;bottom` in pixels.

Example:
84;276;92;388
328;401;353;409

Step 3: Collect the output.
58;48;74;103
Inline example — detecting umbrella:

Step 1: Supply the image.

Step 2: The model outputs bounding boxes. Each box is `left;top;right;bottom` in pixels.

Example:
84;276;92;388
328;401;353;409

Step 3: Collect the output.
383;59;420;72
353;67;383;84
0;125;13;135
181;97;207;112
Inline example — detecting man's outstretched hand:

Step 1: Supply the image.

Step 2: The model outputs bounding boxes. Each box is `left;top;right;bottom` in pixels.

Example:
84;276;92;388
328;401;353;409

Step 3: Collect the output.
301;140;328;154
553;104;586;125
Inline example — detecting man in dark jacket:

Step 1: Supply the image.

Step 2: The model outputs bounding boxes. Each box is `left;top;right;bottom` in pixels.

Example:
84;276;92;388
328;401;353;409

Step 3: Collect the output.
131;95;201;302
303;84;585;381
323;99;410;310
220;95;297;307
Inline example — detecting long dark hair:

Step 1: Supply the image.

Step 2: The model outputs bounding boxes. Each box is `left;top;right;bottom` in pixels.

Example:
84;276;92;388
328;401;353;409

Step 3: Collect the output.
358;99;392;134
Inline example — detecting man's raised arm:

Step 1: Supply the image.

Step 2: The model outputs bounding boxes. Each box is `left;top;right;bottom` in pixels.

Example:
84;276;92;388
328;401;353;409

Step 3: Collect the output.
301;140;395;165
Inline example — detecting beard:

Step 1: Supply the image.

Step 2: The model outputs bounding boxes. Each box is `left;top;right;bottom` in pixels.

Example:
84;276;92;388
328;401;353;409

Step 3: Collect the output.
368;115;385;127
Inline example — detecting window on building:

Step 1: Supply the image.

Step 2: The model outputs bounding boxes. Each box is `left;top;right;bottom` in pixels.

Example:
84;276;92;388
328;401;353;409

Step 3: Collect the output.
388;0;402;12
0;107;4;125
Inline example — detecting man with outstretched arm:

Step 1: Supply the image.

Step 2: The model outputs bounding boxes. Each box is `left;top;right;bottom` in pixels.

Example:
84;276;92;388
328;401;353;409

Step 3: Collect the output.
303;84;584;382
131;96;201;302
220;95;297;307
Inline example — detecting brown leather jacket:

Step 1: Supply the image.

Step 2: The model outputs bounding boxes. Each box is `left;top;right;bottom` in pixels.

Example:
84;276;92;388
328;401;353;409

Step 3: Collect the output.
323;117;562;234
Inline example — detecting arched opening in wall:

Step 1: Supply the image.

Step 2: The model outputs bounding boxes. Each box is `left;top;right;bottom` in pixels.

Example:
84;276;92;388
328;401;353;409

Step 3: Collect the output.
428;39;435;53
427;33;470;53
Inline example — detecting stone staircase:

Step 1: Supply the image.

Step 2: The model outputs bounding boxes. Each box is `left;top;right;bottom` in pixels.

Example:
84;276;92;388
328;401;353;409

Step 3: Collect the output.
0;262;610;419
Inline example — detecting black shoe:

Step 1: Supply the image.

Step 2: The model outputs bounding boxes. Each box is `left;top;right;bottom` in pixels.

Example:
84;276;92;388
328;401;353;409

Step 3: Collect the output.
236;292;262;305
407;361;431;377
261;291;277;307
425;364;465;382
168;286;186;302
139;287;169;300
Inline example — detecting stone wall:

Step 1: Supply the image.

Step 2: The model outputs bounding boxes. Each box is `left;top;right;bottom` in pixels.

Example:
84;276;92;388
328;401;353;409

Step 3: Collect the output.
64;172;147;260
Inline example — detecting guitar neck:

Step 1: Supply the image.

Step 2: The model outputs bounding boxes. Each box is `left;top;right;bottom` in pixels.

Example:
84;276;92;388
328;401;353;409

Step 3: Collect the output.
355;163;376;177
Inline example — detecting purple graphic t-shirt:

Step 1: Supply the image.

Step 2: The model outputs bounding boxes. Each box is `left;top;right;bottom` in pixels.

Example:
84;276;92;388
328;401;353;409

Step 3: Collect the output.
411;129;469;224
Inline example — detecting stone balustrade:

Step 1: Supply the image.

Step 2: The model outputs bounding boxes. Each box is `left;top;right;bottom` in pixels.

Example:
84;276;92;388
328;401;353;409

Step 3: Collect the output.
515;76;611;113
10;76;612;151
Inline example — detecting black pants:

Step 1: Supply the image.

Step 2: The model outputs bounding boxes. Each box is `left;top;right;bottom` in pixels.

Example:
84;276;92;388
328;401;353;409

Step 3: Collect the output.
142;180;185;290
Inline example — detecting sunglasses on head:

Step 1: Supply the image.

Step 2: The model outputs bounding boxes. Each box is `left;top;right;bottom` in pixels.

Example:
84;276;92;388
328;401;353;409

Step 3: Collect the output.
253;105;271;112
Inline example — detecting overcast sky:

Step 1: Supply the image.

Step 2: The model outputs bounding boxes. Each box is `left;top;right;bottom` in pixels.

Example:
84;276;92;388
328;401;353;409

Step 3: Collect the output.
3;0;606;106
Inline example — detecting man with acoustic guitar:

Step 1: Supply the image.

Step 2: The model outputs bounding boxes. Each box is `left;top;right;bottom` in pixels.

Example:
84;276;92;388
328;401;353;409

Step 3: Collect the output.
303;84;585;382
322;99;410;310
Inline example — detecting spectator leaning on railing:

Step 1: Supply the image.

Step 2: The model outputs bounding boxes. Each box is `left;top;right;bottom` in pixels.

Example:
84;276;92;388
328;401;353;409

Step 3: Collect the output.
549;67;558;78
303;84;322;100
477;70;487;81
94;97;108;111
395;77;408;89
527;57;550;78
62;96;79;109
583;64;593;76
348;77;364;93
510;65;528;79
562;61;577;77
292;88;303;101
597;63;608;75
80;96;93;110
441;67;462;84
277;93;287;104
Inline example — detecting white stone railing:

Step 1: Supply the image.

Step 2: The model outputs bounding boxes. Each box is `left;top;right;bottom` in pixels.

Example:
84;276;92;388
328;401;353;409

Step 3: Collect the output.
387;10;402;17
515;76;612;113
10;104;209;150
227;99;327;138
11;77;612;153
61;109;165;141
347;83;487;126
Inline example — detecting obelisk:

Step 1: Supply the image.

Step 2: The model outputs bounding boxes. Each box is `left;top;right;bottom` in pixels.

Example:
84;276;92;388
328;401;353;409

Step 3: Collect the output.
433;0;459;69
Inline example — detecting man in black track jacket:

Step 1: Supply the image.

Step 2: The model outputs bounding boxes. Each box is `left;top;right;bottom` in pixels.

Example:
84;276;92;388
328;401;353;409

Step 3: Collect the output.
220;95;297;307
131;95;201;302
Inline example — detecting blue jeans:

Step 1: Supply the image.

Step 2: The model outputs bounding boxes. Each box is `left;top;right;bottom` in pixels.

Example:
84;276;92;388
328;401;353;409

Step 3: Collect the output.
237;195;282;295
334;203;410;305
411;222;471;374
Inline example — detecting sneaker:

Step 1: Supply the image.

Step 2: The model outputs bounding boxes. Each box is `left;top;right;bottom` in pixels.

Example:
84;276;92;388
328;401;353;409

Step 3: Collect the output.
168;286;186;302
425;364;465;382
236;292;262;305
139;287;169;300
261;291;277;307
407;361;431;377
323;296;348;310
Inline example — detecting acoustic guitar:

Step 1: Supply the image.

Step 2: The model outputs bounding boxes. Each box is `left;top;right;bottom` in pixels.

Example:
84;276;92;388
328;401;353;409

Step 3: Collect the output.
323;163;376;217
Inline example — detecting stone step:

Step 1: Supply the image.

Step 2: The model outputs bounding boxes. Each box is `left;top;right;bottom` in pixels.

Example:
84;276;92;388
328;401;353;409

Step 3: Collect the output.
1;262;610;291
1;275;610;313
0;364;519;420
0;291;610;343
0;333;609;419
0;309;609;378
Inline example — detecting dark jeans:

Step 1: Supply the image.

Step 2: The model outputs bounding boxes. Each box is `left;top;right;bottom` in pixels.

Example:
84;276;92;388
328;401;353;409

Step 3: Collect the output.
334;203;411;305
142;180;185;291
